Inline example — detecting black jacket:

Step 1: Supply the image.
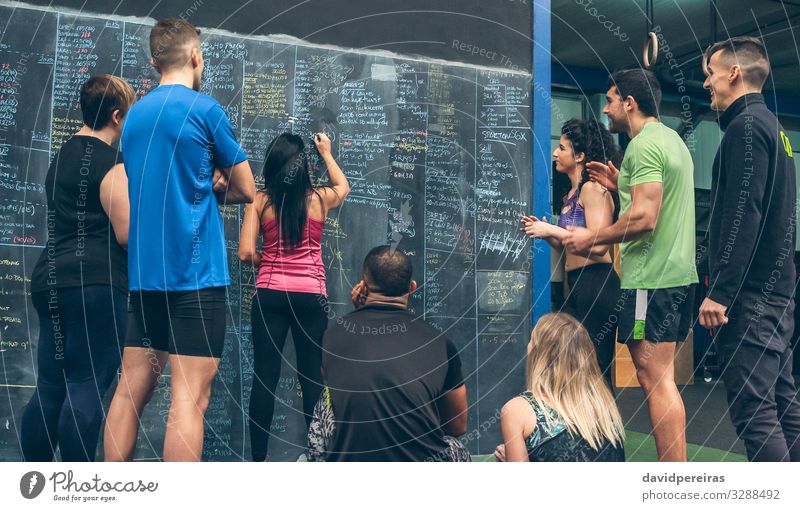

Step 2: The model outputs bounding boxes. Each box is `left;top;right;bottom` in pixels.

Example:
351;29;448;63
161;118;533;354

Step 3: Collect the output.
708;93;796;308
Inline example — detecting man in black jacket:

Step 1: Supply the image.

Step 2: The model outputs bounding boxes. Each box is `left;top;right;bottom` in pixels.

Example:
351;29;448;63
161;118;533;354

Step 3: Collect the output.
701;36;800;461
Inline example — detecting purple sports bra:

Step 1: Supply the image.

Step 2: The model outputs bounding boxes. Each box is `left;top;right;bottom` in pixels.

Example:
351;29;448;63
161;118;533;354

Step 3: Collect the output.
557;188;586;229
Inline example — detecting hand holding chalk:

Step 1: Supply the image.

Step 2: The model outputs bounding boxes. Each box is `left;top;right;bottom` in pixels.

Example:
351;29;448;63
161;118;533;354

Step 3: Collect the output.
314;132;332;157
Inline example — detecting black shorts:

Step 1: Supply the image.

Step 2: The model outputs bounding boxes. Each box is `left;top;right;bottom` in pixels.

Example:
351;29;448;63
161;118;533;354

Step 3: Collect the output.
125;287;227;358
617;284;695;343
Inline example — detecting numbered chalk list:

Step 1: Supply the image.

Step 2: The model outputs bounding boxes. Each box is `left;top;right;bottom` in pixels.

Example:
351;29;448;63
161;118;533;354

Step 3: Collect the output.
0;4;533;460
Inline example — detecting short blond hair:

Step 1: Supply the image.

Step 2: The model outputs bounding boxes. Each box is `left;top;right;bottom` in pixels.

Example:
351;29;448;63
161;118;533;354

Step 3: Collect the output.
149;18;201;73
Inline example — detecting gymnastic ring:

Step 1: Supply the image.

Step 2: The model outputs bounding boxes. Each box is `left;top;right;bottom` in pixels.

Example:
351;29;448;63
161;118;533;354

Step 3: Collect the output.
643;31;658;69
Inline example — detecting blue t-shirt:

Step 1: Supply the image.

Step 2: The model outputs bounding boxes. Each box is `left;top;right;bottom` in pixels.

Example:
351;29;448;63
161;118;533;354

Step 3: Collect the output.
121;84;247;291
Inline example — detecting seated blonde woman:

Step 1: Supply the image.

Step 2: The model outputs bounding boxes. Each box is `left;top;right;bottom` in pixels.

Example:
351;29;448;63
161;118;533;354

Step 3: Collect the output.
495;313;625;462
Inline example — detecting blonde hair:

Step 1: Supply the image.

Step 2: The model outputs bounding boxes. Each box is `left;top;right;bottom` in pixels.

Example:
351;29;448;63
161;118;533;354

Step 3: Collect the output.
525;313;625;450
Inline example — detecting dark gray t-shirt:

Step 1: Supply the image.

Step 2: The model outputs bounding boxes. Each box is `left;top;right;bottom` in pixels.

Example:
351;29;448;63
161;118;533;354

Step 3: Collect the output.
322;304;464;461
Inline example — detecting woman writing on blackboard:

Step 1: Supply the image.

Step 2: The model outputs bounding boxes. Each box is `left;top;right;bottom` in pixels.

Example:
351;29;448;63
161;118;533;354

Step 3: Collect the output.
238;132;349;461
494;313;625;462
522;119;622;389
22;75;134;461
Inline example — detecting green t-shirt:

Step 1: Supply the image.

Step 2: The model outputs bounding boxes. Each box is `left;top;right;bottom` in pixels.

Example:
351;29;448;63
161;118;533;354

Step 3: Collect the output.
618;122;698;289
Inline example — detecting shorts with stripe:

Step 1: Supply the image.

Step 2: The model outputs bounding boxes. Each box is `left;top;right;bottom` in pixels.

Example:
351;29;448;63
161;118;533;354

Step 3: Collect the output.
617;285;695;343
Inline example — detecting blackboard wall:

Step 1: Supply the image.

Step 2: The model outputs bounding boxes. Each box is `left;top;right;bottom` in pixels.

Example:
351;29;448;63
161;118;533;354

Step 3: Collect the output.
0;0;534;460
19;0;533;73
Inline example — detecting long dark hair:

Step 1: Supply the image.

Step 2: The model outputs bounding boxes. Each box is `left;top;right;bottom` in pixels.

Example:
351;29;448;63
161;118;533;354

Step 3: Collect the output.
561;118;622;220
262;133;315;247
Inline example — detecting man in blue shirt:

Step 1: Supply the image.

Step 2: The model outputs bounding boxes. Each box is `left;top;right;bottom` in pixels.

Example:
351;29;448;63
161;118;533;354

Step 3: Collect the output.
104;18;255;462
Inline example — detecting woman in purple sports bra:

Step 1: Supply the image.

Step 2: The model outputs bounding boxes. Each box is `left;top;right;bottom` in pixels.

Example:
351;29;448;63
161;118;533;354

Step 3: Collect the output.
238;132;349;461
522;119;622;390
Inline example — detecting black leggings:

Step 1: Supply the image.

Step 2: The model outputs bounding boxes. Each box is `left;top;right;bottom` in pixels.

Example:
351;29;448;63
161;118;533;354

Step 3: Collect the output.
21;286;126;461
249;288;328;461
563;263;620;391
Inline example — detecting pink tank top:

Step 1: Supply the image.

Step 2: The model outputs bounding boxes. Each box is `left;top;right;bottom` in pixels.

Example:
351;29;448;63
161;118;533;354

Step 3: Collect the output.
255;216;327;297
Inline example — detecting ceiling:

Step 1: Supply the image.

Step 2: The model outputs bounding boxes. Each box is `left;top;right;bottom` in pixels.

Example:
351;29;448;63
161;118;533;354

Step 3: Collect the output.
15;0;798;96
551;0;800;95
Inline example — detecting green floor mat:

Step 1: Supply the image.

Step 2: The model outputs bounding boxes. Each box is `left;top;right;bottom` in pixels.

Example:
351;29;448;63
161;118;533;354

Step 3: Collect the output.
624;430;746;462
471;430;747;462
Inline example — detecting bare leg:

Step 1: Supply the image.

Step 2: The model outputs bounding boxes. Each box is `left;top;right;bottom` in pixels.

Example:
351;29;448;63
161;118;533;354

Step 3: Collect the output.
104;347;167;461
628;340;686;462
162;354;219;462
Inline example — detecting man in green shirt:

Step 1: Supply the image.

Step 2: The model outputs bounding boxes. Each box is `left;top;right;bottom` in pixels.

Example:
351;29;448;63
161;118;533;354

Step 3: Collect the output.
564;69;698;462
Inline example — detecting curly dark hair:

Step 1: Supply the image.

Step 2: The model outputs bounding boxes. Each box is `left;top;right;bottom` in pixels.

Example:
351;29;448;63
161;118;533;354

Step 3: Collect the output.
560;118;623;219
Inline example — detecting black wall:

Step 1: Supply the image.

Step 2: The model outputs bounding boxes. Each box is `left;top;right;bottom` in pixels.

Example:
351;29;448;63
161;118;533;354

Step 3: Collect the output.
21;0;534;72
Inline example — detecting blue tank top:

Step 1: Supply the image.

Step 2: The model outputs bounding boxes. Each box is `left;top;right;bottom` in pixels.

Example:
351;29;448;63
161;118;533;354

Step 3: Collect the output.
557;188;586;229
